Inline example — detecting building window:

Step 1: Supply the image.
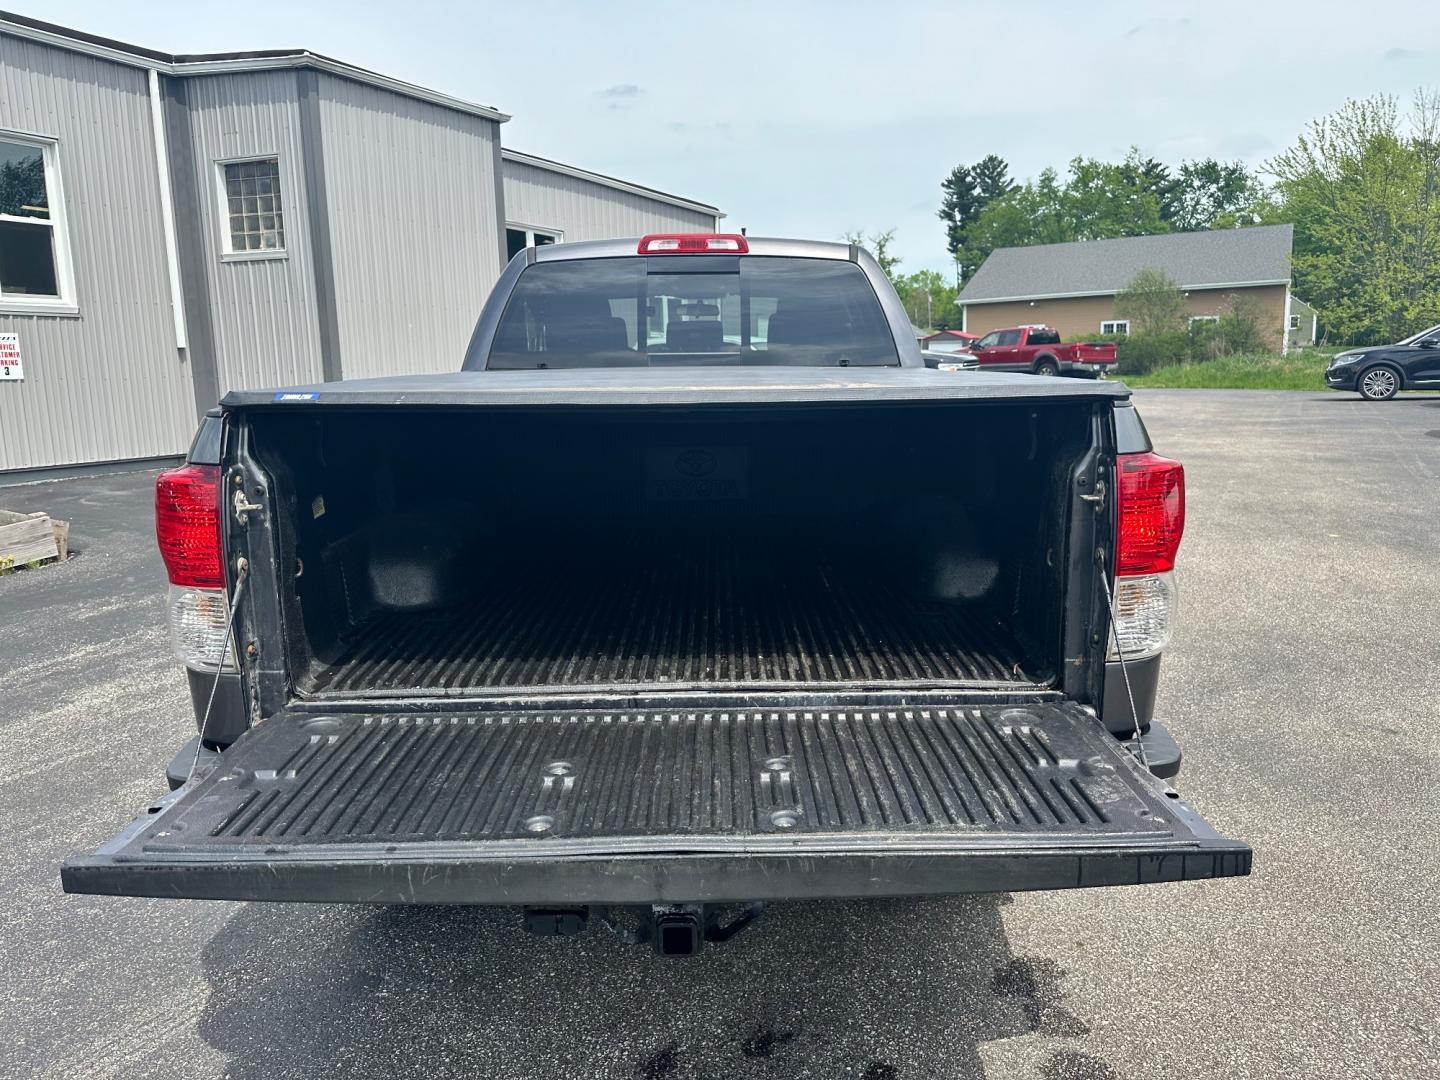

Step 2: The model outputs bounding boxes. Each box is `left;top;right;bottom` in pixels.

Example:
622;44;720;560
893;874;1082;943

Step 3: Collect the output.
218;158;285;256
1289;314;1300;330
1100;320;1130;335
1189;315;1220;328
506;224;561;261
0;132;75;309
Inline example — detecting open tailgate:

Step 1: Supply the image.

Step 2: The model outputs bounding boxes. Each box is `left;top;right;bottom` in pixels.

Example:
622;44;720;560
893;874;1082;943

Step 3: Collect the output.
63;702;1249;904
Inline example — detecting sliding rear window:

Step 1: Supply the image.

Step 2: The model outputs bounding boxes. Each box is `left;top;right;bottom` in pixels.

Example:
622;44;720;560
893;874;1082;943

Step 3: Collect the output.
486;255;899;369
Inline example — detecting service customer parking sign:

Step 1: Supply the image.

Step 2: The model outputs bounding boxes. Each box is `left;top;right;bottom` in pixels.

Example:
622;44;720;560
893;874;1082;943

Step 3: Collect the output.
0;334;21;381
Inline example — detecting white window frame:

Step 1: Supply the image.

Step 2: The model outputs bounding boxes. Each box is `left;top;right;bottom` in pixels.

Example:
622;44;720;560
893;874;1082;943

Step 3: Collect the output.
214;155;288;261
0;130;78;315
1189;315;1220;328
1100;319;1130;336
506;222;563;253
1289;314;1300;331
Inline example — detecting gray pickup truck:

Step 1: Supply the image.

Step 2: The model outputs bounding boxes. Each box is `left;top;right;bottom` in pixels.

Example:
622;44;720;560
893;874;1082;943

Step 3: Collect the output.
63;235;1248;954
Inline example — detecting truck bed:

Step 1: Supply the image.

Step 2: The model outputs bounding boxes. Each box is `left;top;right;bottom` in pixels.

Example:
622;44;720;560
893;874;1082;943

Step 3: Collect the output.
310;539;1033;696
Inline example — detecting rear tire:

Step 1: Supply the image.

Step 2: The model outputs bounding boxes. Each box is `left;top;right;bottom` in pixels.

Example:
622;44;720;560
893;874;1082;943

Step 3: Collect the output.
1358;365;1399;400
1034;358;1060;378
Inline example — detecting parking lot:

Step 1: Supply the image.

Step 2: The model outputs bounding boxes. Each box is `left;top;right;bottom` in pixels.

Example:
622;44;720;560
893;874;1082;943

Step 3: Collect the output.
2;389;1437;1080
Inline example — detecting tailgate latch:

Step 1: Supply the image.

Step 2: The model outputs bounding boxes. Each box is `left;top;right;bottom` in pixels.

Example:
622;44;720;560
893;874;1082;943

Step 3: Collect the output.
232;484;264;525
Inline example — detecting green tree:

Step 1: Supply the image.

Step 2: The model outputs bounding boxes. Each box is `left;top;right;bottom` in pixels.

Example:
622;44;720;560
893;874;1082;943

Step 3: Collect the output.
963;153;1168;268
1269;91;1440;343
963;167;1074;269
1125;155;1183;224
939;154;1017;276
893;269;961;330
1215;292;1267;355
950;150;1277;276
972;154;1018;202
938;164;979;261
1174;159;1268;231
1114;268;1187;336
1064;151;1169;239
843;228;901;280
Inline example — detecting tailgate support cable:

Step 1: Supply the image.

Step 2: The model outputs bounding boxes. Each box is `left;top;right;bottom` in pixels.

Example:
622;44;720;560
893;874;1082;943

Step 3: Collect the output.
186;558;249;786
1097;551;1149;772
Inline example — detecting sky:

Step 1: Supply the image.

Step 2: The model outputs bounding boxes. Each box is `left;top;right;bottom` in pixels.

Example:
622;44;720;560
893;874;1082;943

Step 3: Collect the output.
27;0;1440;276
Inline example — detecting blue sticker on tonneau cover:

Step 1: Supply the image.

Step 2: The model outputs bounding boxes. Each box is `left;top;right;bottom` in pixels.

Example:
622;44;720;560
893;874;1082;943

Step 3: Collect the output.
273;392;319;402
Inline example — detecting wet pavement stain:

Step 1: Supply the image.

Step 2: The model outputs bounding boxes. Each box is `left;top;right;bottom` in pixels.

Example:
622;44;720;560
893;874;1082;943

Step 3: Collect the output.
990;956;1090;1037
636;1043;680;1079
740;1024;798;1058
1041;1049;1125;1079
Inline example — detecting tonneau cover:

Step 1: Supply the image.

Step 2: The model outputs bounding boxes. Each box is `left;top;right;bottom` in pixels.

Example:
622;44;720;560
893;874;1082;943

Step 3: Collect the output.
221;367;1131;410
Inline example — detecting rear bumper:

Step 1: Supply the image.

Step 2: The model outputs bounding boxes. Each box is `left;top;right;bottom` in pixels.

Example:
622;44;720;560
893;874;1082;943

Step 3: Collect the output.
63;701;1250;905
185;668;248;746
1059;361;1116;376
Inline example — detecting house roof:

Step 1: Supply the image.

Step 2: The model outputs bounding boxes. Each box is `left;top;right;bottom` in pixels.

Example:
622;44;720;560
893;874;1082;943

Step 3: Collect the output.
0;9;510;123
959;223;1293;305
922;329;977;339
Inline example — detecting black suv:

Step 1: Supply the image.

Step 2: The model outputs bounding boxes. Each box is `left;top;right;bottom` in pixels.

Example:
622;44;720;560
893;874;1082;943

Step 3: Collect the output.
1325;323;1440;400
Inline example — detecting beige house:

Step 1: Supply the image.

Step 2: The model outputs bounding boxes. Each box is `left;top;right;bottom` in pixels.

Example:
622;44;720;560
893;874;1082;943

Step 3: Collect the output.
958;224;1307;352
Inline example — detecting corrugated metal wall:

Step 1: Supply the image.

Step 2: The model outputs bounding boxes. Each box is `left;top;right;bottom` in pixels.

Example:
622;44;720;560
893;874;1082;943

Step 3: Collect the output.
316;74;503;380
181;71;324;394
0;35;724;472
502;158;718;243
0;35;196;471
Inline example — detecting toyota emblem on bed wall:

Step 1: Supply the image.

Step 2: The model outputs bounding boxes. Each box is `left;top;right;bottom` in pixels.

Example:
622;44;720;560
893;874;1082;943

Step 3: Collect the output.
645;447;749;501
675;449;717;477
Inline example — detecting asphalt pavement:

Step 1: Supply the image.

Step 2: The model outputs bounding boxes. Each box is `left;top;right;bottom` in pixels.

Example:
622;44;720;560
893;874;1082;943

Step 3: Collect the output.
1;389;1437;1079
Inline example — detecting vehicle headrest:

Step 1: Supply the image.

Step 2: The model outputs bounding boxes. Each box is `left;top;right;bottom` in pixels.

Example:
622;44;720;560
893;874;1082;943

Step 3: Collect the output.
666;320;724;352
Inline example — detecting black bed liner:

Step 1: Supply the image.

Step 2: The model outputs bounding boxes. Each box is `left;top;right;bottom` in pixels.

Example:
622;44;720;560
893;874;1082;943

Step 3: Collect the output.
62;701;1249;904
310;542;1034;696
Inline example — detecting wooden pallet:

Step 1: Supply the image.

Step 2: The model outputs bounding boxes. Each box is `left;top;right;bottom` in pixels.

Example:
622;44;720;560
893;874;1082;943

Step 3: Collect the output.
0;509;68;571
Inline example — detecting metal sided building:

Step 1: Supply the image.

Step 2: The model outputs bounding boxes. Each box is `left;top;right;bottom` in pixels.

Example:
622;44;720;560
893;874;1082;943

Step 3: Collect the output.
0;12;722;476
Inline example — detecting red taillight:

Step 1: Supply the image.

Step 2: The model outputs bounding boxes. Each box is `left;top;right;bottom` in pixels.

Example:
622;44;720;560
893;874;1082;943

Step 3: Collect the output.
1117;452;1185;576
156;463;223;588
637;233;749;254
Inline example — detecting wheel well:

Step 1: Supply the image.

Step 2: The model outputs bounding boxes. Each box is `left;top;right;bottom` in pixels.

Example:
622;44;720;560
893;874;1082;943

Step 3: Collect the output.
1033;353;1059;369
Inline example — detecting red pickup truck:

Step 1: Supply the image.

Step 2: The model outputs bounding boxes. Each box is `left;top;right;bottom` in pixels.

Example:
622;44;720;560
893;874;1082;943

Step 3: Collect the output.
968;325;1117;377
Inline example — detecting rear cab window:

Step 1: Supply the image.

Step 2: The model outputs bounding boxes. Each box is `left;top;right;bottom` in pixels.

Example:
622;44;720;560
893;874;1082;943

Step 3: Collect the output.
487;256;899;368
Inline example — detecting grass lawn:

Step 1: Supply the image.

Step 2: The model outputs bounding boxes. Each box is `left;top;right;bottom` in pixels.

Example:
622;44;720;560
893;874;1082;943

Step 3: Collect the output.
1120;348;1338;390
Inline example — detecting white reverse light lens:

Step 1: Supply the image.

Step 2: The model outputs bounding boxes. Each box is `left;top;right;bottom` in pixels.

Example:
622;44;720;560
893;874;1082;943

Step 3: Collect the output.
1108;572;1177;660
167;585;236;672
